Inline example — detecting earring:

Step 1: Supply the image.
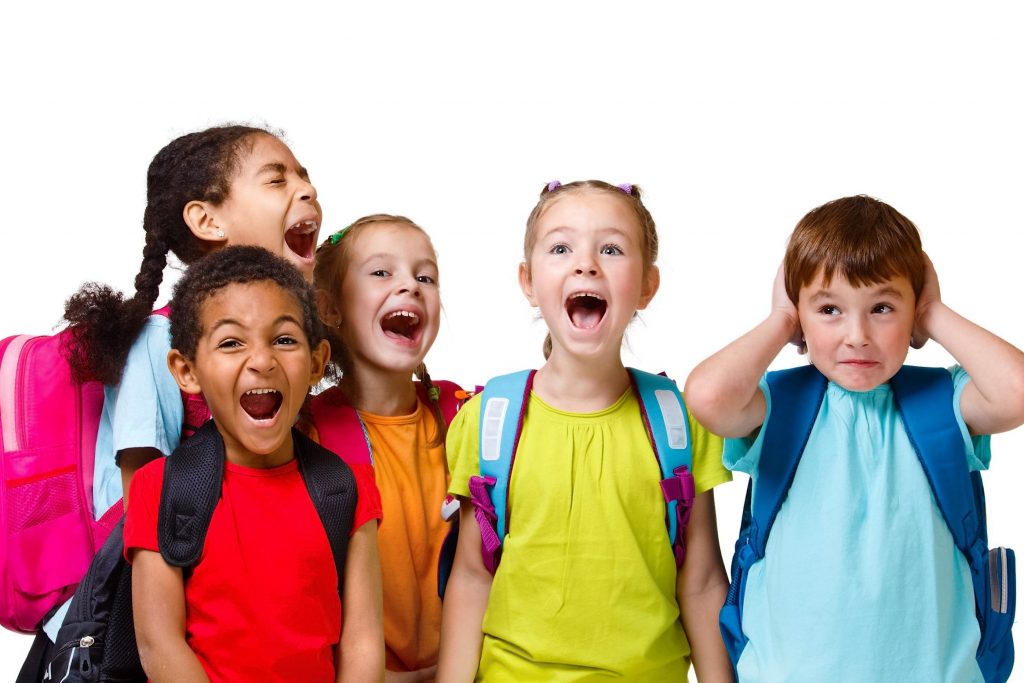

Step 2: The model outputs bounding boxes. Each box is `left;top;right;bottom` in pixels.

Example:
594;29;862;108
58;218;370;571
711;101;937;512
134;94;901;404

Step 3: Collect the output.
216;229;225;238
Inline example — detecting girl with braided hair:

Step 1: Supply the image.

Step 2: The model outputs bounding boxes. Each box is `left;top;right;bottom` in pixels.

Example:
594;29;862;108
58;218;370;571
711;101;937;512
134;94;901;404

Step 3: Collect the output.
310;215;463;683
63;124;322;517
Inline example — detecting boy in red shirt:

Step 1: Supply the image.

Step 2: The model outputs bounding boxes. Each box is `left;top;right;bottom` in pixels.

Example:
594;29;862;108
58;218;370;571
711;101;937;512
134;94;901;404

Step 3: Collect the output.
125;246;385;682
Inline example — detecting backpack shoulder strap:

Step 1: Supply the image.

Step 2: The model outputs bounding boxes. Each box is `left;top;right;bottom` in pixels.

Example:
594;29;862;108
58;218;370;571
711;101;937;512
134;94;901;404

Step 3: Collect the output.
749;365;828;559
889;366;983;554
627;368;694;566
293;429;359;596
157;421;225;567
477;370;534;540
308;389;374;465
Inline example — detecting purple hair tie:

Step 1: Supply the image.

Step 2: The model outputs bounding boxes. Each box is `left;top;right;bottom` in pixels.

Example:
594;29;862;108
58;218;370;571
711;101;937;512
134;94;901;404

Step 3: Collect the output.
617;183;633;195
546;180;562;192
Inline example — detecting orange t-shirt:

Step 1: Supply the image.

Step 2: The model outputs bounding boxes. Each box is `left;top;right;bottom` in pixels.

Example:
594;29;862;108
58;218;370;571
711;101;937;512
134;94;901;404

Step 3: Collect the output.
360;401;449;672
313;387;450;673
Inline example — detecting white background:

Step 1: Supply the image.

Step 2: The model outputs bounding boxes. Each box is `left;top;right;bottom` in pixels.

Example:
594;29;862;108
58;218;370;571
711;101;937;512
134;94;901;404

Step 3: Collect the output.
1;2;1022;679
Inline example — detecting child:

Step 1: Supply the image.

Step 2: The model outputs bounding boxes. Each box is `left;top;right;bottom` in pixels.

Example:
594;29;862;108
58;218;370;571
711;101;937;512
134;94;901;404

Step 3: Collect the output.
20;125;325;668
311;215;461;683
63;124;322;510
684;195;1024;681
126;245;384;682
437;181;734;681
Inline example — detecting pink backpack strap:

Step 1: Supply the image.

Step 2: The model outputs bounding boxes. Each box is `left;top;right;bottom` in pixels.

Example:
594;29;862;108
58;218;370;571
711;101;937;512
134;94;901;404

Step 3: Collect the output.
309;390;373;465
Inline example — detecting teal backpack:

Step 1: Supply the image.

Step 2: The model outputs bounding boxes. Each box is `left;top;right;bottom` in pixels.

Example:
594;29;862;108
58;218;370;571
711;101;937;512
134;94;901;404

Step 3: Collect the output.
462;368;697;575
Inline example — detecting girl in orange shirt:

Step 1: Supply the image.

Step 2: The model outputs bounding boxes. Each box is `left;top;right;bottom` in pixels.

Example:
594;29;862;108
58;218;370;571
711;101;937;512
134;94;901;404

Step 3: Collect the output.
310;215;461;683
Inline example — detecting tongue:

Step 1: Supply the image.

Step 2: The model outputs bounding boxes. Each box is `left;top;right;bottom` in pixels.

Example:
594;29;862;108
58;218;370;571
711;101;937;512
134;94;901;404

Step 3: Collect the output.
571;307;603;329
240;392;280;420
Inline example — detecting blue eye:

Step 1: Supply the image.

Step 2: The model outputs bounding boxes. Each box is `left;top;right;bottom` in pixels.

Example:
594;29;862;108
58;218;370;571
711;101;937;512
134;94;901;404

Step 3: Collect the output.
550;244;570;255
600;244;623;256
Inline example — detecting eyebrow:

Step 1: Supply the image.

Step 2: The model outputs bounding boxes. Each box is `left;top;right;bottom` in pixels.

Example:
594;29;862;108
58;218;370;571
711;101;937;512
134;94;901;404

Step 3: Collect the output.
208;314;304;334
544;226;633;240
256;163;311;180
807;284;908;303
359;253;439;270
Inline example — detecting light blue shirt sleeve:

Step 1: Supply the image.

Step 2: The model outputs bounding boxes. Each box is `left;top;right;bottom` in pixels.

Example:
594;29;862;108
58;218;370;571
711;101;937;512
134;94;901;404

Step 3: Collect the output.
723;375;770;474
92;314;183;518
949;365;992;471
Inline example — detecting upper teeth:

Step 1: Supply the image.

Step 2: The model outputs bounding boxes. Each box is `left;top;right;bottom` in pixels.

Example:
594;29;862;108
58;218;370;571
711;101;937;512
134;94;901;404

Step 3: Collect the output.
288;219;317;233
571;292;604;300
245;388;277;395
385;310;419;322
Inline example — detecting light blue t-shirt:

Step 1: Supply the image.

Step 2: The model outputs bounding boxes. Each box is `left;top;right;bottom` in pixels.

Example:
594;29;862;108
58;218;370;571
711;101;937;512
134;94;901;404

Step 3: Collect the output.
43;314;183;640
725;366;990;683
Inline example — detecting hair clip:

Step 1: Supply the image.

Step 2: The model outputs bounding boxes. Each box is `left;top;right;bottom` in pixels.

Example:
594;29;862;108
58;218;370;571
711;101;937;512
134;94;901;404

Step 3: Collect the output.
327;226;351;246
428;386;441;401
617;183;633;195
546;180;562;193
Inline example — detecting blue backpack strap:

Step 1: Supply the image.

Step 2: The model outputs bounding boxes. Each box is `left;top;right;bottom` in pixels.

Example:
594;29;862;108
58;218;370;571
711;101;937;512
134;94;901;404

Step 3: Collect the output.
469;370;534;574
889;366;981;554
627;368;694;567
748;365;828;559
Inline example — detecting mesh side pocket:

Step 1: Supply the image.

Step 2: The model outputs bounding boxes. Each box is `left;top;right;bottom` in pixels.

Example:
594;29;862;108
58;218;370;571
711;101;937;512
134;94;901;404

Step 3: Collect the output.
7;469;80;532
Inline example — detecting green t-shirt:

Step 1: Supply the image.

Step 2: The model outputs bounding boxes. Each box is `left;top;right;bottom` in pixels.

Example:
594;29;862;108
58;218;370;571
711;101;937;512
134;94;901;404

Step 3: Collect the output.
448;387;731;681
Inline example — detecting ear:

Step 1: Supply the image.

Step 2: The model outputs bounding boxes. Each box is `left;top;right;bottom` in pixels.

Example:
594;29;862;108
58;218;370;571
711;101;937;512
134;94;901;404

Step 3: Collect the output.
308;339;331;386
183;200;229;247
637;265;660;310
315;289;341;328
518;262;538;307
167;349;203;395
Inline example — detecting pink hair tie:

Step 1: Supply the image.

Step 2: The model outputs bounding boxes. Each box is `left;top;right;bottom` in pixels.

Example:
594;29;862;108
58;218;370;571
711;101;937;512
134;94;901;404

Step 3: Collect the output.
617;183;633;195
546;180;562;192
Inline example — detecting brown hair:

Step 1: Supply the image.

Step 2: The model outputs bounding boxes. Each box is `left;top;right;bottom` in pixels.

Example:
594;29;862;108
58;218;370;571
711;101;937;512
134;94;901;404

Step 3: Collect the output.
784;195;925;305
313;214;448;445
523;180;659;358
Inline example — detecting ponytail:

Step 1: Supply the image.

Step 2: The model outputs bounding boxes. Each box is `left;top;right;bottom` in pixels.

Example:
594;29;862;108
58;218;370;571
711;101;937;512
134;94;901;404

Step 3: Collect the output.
415;362;448;448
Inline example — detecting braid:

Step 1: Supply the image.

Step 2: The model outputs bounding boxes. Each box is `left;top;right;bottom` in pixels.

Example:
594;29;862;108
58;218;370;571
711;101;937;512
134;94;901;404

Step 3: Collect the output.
415;362;447;447
62;124;270;385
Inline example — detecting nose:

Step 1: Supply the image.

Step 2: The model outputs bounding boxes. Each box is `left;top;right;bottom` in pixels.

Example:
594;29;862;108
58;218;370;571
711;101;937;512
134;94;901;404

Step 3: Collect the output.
397;273;422;297
844;314;869;347
296;176;318;203
246;342;277;373
574;255;599;277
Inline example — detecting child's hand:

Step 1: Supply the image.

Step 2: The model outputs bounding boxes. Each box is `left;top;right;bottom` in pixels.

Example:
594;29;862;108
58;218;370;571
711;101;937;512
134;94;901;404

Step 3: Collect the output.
911;252;942;349
771;263;804;353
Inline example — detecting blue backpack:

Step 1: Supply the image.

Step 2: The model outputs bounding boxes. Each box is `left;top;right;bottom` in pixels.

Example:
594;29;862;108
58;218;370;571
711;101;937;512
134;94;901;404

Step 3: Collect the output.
465;368;697;575
720;364;1016;683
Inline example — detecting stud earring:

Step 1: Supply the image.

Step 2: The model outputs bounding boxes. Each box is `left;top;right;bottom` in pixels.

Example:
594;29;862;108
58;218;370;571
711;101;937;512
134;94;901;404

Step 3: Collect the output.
216;229;225;238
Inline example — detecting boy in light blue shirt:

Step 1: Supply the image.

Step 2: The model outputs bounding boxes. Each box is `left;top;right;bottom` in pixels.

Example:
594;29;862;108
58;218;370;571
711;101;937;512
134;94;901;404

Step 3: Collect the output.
685;195;1024;682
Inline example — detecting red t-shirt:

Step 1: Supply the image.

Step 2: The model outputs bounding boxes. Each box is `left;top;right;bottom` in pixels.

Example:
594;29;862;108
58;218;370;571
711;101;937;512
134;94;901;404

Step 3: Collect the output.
125;454;381;683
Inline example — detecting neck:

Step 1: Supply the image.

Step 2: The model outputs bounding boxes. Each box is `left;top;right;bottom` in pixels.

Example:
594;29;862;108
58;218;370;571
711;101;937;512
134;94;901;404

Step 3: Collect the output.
533;350;630;413
340;367;418;416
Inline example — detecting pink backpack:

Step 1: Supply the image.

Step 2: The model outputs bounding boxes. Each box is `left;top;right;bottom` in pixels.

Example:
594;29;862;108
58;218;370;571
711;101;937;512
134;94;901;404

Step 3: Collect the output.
0;309;209;633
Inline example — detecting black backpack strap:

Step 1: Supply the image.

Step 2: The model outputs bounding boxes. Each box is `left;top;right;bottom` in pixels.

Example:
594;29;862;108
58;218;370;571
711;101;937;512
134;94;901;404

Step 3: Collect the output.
293;429;358;597
157;421;225;567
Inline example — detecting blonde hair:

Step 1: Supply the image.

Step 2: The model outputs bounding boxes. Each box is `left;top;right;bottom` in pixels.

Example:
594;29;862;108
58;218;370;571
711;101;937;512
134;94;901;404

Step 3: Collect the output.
313;214;448;444
522;181;659;358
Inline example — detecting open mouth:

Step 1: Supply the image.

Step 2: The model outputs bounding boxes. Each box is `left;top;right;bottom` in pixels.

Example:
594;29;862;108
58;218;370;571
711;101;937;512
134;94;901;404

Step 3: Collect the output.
285;219;318;260
565;292;607;329
380;310;421;343
239;388;283;421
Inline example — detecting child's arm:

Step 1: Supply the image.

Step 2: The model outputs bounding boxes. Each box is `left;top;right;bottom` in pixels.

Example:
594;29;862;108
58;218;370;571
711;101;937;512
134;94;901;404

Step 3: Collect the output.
678;490;734;683
337;522;385;683
436;501;493;683
913;253;1024;435
685;266;800;438
131;549;211;683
